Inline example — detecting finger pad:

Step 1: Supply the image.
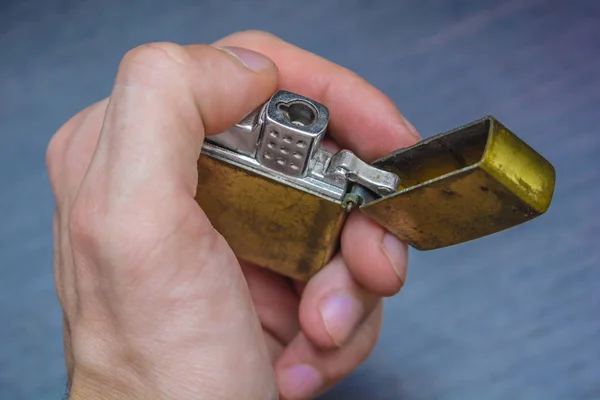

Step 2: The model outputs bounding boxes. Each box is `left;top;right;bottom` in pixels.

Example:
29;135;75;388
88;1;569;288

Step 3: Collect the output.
342;214;404;296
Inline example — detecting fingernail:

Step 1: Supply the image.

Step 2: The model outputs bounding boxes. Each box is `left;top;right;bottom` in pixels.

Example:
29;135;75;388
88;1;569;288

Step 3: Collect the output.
279;364;323;399
319;293;363;346
382;233;407;286
216;46;272;72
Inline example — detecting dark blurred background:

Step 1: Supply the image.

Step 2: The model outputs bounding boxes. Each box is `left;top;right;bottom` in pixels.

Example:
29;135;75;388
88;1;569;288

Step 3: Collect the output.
1;0;598;399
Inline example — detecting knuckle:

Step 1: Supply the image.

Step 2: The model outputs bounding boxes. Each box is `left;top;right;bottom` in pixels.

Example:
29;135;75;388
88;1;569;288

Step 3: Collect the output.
119;42;189;79
68;191;102;252
68;191;141;268
68;190;129;262
355;304;382;353
324;307;382;383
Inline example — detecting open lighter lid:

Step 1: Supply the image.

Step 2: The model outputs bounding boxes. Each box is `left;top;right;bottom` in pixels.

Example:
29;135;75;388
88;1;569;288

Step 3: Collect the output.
360;116;556;250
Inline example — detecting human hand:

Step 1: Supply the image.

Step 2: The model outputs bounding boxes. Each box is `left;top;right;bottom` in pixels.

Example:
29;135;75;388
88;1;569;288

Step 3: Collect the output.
46;31;420;400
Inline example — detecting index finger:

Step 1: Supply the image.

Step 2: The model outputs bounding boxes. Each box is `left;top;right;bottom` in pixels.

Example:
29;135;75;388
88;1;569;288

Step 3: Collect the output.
214;31;420;162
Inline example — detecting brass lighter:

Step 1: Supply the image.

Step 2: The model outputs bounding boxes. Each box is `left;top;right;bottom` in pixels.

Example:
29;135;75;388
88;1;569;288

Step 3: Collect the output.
196;90;555;281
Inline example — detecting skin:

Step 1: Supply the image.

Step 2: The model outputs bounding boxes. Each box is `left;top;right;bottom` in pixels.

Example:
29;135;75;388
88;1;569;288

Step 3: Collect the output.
46;31;420;400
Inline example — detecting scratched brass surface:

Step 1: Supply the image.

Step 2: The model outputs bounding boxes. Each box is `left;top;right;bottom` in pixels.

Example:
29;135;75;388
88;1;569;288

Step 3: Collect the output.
361;117;556;250
195;155;347;280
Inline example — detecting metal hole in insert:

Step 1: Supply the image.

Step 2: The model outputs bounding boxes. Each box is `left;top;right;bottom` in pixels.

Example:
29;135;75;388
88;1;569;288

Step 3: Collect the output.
277;101;318;127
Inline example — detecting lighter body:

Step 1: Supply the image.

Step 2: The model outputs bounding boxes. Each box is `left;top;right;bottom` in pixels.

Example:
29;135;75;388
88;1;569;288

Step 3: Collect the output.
195;91;556;281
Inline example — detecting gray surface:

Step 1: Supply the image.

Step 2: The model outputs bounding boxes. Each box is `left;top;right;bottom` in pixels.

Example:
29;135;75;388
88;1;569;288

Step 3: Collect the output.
1;0;599;399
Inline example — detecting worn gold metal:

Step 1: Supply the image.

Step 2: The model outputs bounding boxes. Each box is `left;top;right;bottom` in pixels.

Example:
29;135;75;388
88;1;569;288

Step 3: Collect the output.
195;155;347;281
362;117;556;250
195;90;555;281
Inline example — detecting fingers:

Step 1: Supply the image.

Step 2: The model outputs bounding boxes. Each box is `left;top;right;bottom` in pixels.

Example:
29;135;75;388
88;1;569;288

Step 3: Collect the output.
60;40;283;336
62;43;283;399
286;235;405;399
342;212;408;296
48;99;109;324
86;43;278;201
298;255;380;350
276;303;383;400
46;98;109;209
214;30;420;162
241;261;301;345
66;43;281;302
69;43;279;263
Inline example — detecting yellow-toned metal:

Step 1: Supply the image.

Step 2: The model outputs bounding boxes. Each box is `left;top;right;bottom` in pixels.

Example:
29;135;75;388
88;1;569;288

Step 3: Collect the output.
195;155;347;280
195;107;555;281
361;117;556;250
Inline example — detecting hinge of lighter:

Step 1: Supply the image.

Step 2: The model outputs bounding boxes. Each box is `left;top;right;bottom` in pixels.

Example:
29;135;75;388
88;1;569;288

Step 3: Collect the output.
195;90;556;281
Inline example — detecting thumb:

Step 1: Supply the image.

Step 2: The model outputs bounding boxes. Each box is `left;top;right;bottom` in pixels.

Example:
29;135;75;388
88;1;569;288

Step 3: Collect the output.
70;42;279;398
93;43;278;198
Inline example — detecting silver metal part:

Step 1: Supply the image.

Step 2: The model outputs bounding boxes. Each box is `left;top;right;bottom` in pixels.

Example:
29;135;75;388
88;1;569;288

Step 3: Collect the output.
202;141;347;202
203;89;400;206
257;91;328;177
207;105;265;157
325;150;400;196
